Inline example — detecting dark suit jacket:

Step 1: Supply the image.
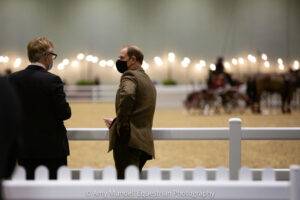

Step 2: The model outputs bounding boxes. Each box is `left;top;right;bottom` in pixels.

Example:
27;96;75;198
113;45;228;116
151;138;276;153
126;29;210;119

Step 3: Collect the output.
0;76;21;200
9;65;71;158
109;68;156;158
0;76;20;178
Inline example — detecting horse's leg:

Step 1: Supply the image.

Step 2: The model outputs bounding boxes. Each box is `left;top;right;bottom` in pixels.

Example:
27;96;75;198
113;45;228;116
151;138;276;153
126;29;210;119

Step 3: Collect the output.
282;80;293;114
214;96;222;114
255;92;262;114
286;92;292;113
281;92;287;113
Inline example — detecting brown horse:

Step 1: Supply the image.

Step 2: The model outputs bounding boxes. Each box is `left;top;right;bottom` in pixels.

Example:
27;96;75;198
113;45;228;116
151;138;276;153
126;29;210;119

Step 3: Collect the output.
246;71;298;113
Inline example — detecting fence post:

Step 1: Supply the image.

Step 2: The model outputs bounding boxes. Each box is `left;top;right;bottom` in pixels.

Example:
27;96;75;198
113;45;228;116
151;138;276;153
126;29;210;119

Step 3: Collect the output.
229;118;242;180
290;165;300;200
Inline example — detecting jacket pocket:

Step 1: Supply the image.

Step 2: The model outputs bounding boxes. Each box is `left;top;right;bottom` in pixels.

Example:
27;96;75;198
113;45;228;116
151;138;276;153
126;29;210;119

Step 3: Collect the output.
117;121;131;144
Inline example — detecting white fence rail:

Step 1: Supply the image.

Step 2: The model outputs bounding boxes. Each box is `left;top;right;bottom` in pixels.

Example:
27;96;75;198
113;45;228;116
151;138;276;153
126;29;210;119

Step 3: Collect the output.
67;118;300;180
3;165;300;200
2;118;300;199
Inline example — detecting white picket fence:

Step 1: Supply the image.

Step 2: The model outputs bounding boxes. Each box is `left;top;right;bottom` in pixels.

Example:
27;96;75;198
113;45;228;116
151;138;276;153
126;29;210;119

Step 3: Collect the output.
2;118;300;199
67;118;300;180
3;165;300;199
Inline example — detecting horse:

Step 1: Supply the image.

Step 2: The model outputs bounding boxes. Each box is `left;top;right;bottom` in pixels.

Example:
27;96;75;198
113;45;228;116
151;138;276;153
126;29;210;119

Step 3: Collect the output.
183;89;221;115
246;70;299;114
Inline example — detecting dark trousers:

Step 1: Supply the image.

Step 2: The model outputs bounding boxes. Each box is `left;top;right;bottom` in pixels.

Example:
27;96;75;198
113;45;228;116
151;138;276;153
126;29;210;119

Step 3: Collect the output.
113;144;149;179
18;157;67;180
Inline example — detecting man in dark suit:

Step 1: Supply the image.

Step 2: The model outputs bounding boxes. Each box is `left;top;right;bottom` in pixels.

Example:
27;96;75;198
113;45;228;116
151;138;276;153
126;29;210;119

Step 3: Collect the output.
0;77;21;200
105;46;156;179
9;37;71;180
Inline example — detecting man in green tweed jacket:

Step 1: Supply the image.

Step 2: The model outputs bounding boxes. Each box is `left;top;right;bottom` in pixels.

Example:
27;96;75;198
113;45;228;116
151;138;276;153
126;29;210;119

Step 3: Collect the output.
105;45;156;179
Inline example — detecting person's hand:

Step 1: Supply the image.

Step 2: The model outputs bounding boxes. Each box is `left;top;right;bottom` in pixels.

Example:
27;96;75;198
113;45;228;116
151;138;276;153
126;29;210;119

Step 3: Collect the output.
103;118;114;129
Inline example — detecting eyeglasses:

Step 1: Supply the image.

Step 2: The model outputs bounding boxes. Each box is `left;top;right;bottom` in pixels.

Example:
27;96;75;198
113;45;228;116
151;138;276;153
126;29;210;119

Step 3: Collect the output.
46;52;57;60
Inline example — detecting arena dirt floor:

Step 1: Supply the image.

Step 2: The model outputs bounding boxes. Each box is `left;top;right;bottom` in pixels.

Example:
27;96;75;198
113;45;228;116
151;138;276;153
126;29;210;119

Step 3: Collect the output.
65;102;300;169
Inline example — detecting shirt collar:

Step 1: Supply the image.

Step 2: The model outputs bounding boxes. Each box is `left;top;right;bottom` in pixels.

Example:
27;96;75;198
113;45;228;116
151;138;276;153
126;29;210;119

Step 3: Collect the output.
31;62;46;69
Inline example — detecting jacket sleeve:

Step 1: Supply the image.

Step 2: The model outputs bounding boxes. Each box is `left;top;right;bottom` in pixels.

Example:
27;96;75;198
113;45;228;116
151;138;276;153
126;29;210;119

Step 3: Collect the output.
116;71;137;135
50;76;71;121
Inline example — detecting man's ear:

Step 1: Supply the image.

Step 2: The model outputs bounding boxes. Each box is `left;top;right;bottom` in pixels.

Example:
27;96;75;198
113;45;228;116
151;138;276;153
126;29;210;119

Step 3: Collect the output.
39;55;45;64
131;56;137;63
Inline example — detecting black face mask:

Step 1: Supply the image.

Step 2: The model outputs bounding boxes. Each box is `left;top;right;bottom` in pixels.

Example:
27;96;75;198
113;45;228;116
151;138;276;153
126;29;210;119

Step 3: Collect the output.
116;59;128;73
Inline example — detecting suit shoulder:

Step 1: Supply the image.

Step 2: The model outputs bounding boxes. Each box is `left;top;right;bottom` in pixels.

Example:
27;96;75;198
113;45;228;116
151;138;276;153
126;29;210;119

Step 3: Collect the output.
38;71;62;84
9;69;25;79
46;72;61;80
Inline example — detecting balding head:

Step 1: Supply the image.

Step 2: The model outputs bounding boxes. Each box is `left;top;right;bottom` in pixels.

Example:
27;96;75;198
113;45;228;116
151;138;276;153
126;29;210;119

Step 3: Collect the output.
123;45;144;64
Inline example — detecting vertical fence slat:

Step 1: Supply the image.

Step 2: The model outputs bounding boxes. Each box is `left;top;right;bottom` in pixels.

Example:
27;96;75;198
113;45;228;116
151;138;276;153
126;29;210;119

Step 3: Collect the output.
229;118;242;180
262;168;275;181
80;167;94;180
147;167;161;181
170;167;184;181
125;165;139;181
239;167;253;181
12;166;26;181
57;166;71;181
216;167;229;181
103;166;117;180
193;167;207;181
290;165;300;200
35;166;49;181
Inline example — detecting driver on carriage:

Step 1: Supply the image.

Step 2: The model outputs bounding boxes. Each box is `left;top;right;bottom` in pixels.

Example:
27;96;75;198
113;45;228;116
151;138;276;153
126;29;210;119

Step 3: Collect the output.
207;57;235;94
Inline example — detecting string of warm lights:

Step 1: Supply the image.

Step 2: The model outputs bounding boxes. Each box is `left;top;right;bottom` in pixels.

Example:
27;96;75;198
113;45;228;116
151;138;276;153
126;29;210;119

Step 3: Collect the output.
0;52;299;72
